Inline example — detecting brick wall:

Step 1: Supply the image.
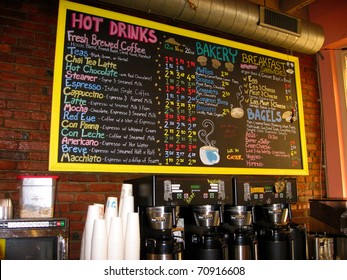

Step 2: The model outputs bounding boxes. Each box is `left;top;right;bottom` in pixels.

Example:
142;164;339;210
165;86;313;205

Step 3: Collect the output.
0;0;325;259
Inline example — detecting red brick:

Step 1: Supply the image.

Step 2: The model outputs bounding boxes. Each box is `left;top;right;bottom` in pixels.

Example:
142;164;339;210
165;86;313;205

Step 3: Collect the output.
0;160;17;170
13;111;31;120
69;202;92;212
28;152;49;161
75;193;106;204
5;119;40;130
17;161;48;171
0;44;11;53
89;183;118;192
0;109;13;118
0;140;18;150
56;193;76;202
61;174;99;183
58;183;88;192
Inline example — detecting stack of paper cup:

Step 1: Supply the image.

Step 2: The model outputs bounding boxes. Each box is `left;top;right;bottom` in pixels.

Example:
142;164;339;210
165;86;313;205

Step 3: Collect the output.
91;219;108;260
120;195;134;237
124;212;140;260
79;230;86;260
82;204;103;260
93;203;105;219
119;183;133;218
107;217;124;260
104;197;118;236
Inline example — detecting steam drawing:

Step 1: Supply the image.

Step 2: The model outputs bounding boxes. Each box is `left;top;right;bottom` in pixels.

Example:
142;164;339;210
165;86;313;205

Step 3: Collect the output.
230;85;245;119
198;119;220;165
198;119;216;147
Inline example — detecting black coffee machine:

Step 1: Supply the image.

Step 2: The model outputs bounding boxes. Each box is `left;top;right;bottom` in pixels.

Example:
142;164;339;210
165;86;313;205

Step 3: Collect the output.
233;176;307;260
126;175;233;260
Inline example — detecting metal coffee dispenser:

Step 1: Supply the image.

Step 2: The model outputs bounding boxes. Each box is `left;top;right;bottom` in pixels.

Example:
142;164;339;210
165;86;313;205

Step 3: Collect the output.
185;204;227;260
223;205;257;260
309;198;347;260
141;206;181;260
232;176;306;260
125;175;233;260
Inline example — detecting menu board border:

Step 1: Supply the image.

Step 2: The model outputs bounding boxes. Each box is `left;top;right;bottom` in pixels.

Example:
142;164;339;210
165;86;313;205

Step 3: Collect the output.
49;0;309;175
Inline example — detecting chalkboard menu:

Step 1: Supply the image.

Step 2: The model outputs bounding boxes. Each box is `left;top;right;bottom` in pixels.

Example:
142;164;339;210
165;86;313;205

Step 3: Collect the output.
49;0;308;175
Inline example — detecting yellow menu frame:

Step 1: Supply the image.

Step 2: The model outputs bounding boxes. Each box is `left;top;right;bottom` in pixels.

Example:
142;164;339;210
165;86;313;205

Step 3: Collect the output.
49;0;308;175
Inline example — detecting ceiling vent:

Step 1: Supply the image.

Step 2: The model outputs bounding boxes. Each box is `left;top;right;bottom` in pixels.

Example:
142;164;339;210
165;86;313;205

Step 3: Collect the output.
96;0;325;54
259;7;302;37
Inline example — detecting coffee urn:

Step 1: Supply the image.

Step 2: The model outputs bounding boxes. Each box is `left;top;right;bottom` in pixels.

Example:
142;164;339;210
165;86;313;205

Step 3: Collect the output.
223;205;258;260
141;206;182;260
232;176;307;260
183;204;227;260
253;203;293;260
126;175;233;260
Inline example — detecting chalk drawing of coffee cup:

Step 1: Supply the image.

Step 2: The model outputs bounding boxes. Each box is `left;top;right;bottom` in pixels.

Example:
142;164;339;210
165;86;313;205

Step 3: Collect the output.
198;119;220;165
200;146;220;165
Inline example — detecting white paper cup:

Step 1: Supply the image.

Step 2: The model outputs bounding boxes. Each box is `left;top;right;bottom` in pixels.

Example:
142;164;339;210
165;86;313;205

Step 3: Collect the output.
121;183;133;196
91;219;107;260
104;197;118;235
84;205;102;260
119;183;133;217
93;203;105;219
124;212;140;260
107;217;124;260
125;212;140;241
105;197;118;216
79;229;86;260
120;196;134;237
108;217;123;242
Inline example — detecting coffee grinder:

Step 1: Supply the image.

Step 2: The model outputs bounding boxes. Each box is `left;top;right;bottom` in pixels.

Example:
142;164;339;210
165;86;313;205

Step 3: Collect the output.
125;175;233;260
233;176;306;260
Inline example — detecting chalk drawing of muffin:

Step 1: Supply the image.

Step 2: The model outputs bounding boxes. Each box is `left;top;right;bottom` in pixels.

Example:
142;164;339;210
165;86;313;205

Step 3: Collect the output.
197;56;208;66
211;58;221;69
225;62;234;72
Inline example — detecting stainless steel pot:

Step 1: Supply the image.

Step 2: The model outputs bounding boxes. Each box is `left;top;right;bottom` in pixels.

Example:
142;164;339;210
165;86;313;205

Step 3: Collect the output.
224;206;253;227
260;203;289;225
192;205;221;227
146;206;179;230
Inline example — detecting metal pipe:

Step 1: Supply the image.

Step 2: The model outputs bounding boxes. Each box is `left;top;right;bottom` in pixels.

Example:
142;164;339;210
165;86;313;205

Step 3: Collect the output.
99;0;325;54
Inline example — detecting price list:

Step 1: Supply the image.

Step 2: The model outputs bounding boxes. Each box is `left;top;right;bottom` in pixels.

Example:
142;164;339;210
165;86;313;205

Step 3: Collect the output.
160;40;199;166
50;1;308;175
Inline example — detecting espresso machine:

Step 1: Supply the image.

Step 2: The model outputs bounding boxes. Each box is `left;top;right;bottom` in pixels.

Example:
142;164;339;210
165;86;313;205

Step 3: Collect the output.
125;175;233;260
233;176;307;260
